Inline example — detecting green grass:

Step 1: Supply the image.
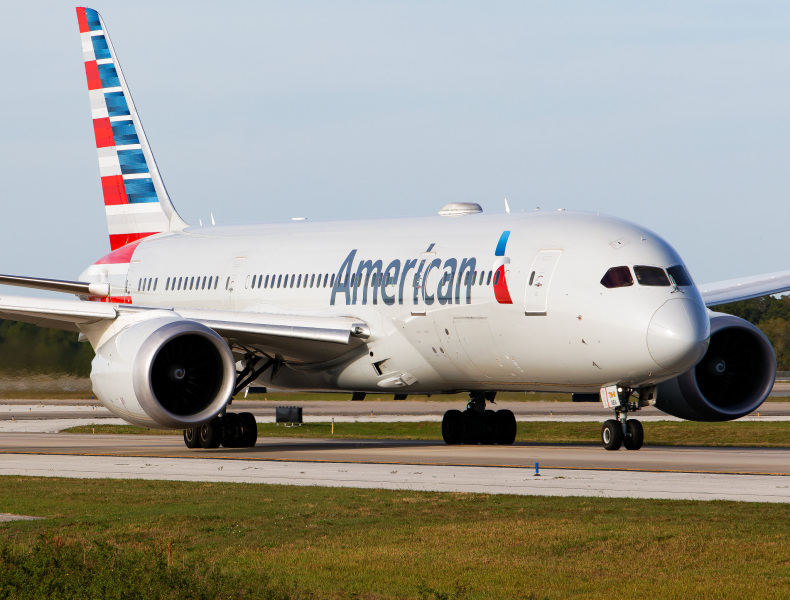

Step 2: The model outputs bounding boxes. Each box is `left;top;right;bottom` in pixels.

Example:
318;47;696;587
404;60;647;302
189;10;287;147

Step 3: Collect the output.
1;477;789;599
63;420;790;447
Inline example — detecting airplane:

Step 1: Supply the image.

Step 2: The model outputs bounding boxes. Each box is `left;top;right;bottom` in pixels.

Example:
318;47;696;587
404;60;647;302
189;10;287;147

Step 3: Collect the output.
1;6;789;452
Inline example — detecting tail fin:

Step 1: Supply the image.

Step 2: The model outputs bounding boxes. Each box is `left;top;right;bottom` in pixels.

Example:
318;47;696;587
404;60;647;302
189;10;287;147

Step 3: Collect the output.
76;7;187;251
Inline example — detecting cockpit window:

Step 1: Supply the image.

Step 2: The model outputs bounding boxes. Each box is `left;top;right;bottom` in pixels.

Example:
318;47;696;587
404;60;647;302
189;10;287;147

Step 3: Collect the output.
634;266;671;286
601;266;633;288
667;265;693;287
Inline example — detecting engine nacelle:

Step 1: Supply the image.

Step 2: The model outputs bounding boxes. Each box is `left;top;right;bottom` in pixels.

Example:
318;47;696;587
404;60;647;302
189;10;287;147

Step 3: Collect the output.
655;312;775;421
91;315;236;429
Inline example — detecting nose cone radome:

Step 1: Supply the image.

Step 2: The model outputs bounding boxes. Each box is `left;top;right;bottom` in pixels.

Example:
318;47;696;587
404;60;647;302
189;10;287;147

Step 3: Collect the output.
647;299;710;372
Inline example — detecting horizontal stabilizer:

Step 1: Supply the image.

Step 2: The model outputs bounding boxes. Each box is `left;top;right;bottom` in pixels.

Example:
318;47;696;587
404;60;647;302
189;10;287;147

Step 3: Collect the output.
0;274;110;298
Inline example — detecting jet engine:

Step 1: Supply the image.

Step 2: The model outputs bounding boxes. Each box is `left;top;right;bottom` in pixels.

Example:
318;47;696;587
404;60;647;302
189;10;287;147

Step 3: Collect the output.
655;312;775;421
90;315;236;429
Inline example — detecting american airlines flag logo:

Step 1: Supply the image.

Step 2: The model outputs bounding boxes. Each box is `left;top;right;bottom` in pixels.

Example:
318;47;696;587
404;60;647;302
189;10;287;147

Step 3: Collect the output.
493;231;513;304
77;7;170;251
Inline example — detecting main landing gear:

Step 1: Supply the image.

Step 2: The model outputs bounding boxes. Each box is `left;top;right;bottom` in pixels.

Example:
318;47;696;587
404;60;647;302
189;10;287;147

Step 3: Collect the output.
183;412;258;449
183;352;275;449
442;391;517;445
601;387;646;451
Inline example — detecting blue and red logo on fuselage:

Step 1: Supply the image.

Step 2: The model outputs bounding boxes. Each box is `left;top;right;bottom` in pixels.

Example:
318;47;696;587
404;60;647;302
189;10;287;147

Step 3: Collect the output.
493;231;513;304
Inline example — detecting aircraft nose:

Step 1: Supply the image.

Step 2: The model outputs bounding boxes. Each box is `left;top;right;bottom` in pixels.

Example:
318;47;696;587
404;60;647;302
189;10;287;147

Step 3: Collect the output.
647;298;710;371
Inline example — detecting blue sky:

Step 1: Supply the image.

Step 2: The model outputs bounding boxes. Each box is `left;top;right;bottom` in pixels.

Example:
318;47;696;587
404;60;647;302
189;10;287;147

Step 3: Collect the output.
1;1;789;284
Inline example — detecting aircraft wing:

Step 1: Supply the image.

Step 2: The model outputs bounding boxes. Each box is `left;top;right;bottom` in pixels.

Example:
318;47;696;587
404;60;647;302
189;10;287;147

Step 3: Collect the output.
0;294;369;362
0;295;117;331
699;270;790;307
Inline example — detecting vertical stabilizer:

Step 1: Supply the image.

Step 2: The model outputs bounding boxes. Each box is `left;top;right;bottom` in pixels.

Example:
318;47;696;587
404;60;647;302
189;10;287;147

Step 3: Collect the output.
76;7;187;251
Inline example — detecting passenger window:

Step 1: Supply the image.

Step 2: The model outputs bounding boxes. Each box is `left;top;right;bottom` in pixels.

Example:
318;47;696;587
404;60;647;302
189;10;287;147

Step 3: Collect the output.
165;277;170;291
214;277;219;289
153;278;158;291
258;275;263;289
600;266;633;289
297;274;302;288
494;271;500;286
529;271;535;286
190;277;194;290
251;275;257;288
486;271;492;285
178;277;183;290
225;277;230;290
667;265;693;287
310;274;315;288
330;274;335;287
634;266;670;286
202;276;207;290
207;276;212;289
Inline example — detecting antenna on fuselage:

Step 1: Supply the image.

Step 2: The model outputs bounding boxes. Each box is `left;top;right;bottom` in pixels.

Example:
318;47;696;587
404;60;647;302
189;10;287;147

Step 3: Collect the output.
210;213;216;226
504;198;510;214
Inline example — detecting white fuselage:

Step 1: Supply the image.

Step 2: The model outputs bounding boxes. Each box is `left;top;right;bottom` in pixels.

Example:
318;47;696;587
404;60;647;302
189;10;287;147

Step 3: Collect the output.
81;210;710;395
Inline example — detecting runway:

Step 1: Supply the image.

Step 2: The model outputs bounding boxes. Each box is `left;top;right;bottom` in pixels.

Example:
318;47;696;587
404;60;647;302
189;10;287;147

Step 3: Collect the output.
1;432;789;503
2;398;790;503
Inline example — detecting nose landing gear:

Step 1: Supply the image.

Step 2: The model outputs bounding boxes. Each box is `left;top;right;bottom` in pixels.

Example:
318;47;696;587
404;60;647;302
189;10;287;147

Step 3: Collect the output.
600;386;653;451
601;413;643;451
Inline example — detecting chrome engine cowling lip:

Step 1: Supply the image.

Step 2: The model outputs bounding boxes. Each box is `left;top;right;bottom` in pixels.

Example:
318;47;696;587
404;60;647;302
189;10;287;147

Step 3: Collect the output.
132;320;235;429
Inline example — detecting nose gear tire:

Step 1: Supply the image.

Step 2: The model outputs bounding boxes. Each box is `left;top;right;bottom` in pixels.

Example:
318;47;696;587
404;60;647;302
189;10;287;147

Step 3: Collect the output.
602;419;623;451
623;419;644;450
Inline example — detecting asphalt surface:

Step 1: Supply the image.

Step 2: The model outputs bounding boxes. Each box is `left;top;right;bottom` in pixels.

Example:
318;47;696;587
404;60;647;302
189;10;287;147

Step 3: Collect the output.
2;395;790;502
1;432;789;475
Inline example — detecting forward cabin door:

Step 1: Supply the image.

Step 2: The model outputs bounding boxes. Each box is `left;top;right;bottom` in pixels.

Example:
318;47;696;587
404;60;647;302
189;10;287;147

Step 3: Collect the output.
524;250;562;316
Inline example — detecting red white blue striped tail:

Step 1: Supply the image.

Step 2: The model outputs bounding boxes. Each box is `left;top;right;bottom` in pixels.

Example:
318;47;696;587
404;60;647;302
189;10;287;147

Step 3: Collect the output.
76;7;186;251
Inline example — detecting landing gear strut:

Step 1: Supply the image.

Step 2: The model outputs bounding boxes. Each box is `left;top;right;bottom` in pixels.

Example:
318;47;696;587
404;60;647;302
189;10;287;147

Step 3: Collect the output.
183;411;258;449
442;392;517;445
601;387;646;451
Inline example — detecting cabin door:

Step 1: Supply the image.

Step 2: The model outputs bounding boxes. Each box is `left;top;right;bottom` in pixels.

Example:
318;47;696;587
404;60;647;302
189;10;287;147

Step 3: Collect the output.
524;250;562;316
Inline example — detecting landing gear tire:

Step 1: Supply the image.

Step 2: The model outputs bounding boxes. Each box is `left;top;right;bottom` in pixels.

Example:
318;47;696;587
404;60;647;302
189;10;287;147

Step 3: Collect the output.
495;410;517;445
601;419;622;451
183;427;200;448
461;410;482;444
220;413;240;448
238;412;258;448
442;410;464;444
199;417;222;449
442;392;513;446
624;419;644;451
480;410;498;445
